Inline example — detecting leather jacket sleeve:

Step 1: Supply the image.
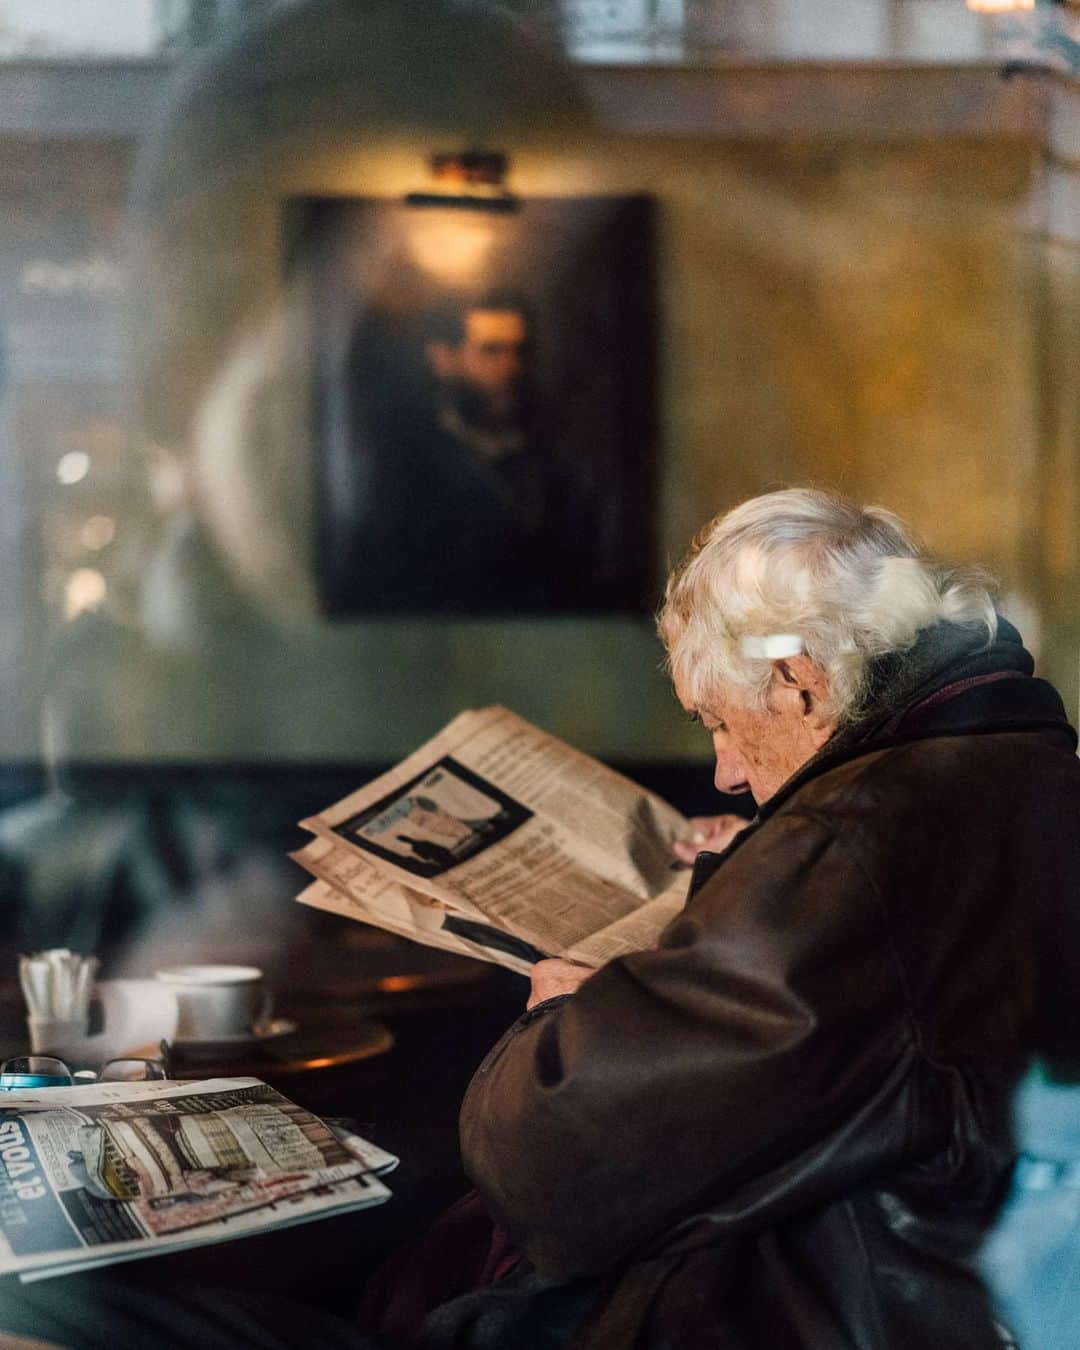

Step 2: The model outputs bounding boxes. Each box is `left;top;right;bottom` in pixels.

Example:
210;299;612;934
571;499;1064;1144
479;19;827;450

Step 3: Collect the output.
459;809;915;1281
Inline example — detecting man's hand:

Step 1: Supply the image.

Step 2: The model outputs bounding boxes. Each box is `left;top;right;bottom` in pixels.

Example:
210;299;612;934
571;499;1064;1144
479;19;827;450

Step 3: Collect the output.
671;814;750;867
527;959;595;1010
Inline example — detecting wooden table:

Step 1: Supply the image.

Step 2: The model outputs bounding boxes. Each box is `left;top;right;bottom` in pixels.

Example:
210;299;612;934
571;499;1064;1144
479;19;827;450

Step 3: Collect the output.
0;934;496;1064
142;1010;395;1082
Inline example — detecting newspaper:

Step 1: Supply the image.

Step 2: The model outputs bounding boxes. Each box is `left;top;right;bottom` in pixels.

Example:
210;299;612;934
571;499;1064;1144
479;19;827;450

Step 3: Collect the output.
293;707;692;975
0;1077;395;1282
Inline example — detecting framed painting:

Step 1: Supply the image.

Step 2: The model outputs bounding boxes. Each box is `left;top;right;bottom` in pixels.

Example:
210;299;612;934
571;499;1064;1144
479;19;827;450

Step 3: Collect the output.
289;193;656;616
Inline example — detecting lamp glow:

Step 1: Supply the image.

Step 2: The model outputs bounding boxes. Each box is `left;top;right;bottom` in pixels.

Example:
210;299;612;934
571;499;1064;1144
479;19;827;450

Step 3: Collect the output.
80;515;116;551
56;451;90;485
64;568;106;620
965;0;1035;12
405;211;496;284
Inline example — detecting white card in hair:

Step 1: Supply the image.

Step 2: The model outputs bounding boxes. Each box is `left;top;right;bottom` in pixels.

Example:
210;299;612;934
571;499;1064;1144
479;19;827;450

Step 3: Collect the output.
740;634;805;660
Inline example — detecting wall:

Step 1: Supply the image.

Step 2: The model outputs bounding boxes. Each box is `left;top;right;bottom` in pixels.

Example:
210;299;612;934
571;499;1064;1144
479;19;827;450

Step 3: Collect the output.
1027;77;1080;715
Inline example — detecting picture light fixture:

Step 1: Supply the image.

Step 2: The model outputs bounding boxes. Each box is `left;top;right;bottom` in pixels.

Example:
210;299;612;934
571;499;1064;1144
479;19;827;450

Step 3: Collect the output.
405;150;519;213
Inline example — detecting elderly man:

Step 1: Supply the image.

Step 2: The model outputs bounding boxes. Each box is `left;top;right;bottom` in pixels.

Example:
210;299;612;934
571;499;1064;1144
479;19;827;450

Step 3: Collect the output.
446;489;1080;1348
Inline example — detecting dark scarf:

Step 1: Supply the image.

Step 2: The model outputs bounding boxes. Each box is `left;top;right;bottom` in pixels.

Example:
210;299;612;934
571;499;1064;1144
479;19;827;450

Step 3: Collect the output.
834;616;1032;748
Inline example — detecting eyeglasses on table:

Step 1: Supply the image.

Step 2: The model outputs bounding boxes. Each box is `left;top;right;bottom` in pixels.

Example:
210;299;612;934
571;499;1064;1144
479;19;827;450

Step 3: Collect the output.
0;1045;171;1089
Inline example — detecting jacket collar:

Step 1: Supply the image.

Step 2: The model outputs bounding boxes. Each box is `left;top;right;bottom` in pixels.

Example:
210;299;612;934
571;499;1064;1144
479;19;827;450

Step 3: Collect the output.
762;618;1074;823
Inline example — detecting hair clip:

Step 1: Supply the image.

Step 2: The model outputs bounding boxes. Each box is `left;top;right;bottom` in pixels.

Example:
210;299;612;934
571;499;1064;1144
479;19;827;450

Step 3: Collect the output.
739;634;805;660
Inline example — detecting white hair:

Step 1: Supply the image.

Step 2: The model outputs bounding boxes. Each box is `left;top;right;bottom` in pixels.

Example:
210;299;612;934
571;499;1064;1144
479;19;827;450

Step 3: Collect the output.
658;488;998;724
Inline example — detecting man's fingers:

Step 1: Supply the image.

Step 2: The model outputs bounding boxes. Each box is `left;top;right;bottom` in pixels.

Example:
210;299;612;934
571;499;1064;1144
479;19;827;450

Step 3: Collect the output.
673;814;749;863
527;958;595;1009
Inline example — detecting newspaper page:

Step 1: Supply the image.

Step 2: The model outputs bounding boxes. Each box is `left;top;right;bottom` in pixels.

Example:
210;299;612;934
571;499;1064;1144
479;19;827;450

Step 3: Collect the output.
562;887;689;967
295;878;541;976
295;707;691;965
0;1077;392;1281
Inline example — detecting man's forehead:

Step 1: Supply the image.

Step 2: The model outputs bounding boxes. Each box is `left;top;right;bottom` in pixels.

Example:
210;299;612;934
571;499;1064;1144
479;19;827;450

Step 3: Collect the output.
673;672;704;715
464;309;527;343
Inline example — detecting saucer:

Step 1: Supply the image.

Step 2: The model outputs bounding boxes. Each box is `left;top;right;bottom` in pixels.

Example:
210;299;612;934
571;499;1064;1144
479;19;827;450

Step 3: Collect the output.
172;1018;298;1058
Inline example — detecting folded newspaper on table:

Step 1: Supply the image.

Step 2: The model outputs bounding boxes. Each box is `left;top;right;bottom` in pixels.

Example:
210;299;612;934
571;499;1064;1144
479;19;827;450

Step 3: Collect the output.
292;706;692;975
0;1076;397;1282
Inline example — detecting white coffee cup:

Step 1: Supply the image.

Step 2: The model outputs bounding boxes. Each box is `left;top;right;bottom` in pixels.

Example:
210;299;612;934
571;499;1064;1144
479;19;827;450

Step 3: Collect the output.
155;965;271;1040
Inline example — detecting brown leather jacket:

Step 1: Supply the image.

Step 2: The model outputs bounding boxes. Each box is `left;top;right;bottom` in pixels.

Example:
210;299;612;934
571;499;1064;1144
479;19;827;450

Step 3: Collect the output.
458;623;1080;1348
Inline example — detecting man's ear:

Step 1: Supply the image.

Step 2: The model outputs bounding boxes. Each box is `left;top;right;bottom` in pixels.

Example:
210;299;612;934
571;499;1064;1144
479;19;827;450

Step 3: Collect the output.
771;655;833;727
425;340;458;382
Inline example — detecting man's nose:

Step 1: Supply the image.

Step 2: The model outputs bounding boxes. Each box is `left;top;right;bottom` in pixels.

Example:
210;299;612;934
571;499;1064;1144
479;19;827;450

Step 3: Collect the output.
713;748;748;795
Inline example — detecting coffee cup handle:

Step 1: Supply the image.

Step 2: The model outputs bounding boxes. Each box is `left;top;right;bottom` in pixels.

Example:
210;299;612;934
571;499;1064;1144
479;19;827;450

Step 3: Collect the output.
256;987;274;1035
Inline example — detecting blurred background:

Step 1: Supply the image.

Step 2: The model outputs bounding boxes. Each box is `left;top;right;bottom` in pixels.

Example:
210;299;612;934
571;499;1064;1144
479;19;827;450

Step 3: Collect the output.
0;1;1077;1336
